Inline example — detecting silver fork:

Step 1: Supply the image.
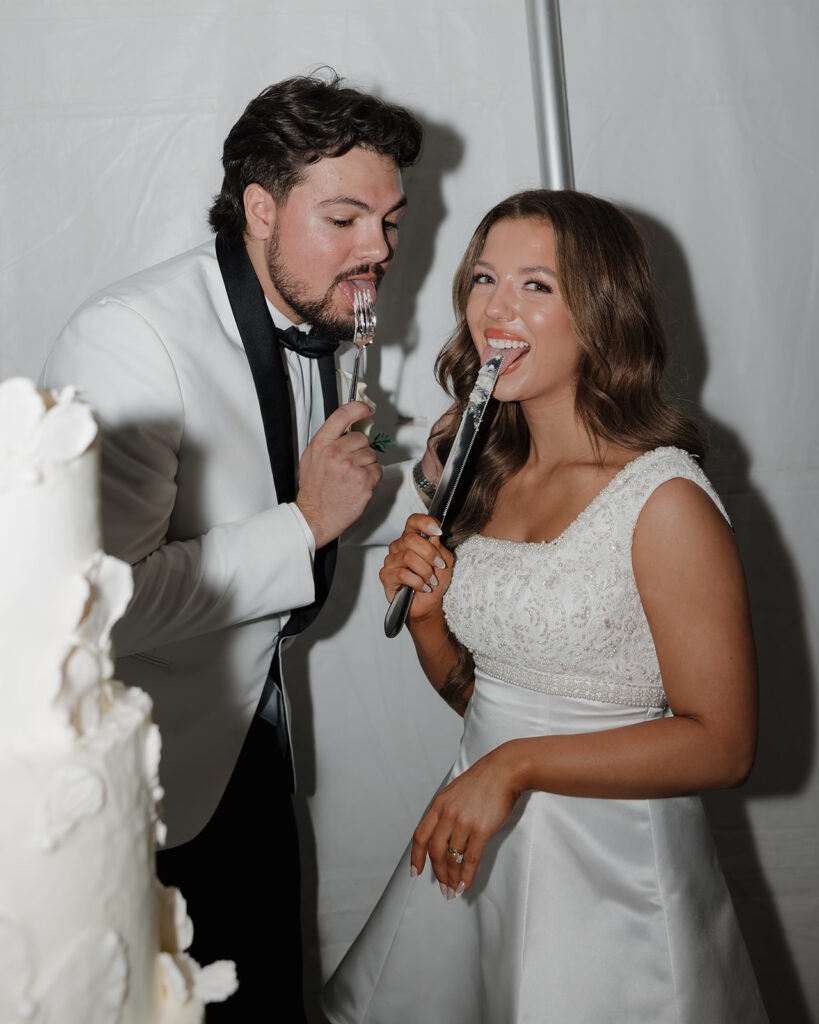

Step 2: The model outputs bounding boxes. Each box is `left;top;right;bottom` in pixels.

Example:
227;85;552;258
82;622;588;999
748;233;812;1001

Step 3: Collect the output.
348;288;376;403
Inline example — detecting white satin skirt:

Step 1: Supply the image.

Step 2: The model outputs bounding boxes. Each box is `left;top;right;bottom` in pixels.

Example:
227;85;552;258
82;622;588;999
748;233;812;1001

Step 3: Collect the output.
323;671;768;1023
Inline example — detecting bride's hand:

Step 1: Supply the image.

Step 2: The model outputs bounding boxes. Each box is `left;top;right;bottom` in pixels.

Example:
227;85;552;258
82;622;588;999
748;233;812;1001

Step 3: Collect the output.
379;513;453;621
410;744;521;898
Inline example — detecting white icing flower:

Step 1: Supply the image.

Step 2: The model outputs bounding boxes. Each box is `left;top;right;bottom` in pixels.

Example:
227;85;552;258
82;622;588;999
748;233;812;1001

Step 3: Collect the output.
76;552;133;659
158;952;238;1008
37;395;97;465
57;645;104;735
193;960;239;1003
157;885;194;954
157;951;195;1005
144;723;162;793
41;766;106;850
55;552;134;737
0;379;97;491
0;380;46;490
158;952;188;1005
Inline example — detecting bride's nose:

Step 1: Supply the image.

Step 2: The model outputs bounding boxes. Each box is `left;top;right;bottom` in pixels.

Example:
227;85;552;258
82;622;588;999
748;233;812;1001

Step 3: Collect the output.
484;280;516;322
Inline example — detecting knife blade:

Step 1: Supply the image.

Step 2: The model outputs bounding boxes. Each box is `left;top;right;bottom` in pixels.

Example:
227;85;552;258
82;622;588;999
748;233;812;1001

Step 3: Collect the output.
384;353;504;638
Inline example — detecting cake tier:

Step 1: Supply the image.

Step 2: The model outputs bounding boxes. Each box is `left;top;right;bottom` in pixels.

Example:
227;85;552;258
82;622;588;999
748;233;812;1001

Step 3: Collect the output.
0;380;235;1018
0;380;103;749
0;683;204;1023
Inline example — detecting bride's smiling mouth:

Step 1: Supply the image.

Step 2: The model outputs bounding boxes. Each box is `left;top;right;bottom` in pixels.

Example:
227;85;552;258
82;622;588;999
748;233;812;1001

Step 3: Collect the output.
480;333;531;375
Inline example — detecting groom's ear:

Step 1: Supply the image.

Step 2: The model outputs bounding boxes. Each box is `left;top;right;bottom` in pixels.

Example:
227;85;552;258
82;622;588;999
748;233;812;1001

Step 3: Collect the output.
243;184;277;242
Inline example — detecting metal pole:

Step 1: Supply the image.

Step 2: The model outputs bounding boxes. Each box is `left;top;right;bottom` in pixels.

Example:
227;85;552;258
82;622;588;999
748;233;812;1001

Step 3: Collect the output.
526;0;575;189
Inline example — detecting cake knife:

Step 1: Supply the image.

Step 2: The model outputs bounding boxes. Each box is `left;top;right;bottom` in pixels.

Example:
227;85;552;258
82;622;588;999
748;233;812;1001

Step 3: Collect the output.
384;353;504;638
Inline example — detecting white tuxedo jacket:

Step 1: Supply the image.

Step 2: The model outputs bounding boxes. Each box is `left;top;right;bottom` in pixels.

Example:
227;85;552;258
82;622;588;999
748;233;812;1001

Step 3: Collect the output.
41;240;418;846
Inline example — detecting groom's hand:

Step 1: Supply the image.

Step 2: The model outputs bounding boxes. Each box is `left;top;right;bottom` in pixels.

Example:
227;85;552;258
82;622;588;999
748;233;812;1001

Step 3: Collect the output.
296;401;382;549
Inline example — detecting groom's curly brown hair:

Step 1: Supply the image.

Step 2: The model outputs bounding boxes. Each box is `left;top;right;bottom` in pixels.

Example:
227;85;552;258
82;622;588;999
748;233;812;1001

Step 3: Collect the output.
209;71;423;247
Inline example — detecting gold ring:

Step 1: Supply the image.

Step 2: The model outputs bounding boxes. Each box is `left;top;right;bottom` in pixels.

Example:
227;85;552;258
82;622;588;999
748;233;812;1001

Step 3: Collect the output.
446;845;465;864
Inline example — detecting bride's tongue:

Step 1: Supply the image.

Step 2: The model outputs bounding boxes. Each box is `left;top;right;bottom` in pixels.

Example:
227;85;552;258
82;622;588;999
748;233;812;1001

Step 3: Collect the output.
480;342;529;375
338;279;376;308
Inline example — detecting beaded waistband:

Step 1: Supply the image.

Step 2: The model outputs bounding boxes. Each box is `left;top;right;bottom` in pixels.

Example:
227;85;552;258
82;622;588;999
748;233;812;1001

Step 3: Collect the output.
474;655;668;709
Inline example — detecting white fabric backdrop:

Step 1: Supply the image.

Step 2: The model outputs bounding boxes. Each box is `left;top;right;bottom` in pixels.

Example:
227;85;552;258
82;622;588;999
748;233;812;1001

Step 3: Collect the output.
1;2;816;1021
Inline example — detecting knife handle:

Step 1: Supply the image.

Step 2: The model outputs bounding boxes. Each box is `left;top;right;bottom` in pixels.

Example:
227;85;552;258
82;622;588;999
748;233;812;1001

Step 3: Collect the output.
384;525;437;638
384;583;415;638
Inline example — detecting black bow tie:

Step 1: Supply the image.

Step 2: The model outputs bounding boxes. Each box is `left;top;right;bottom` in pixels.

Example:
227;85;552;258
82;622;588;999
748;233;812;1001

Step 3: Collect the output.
276;324;340;359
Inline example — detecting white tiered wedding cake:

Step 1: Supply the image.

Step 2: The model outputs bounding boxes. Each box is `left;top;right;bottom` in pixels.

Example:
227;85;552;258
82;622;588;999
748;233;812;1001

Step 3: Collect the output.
0;378;237;1024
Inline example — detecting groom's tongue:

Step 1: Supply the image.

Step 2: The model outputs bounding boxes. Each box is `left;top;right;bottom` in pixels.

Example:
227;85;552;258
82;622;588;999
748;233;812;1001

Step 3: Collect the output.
338;279;376;308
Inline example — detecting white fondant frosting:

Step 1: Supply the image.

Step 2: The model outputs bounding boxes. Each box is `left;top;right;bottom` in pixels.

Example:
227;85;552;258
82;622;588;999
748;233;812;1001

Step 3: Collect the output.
0;379;236;1022
34;929;128;1024
0;917;34;1020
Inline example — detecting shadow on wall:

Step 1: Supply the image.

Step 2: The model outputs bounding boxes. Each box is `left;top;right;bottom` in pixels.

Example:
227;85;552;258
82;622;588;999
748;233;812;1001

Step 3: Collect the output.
286;111;464;1023
355;116;464;463
633;209;816;1024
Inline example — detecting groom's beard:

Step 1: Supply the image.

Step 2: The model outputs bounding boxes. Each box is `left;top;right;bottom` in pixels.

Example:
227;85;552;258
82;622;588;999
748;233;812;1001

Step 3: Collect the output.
265;231;382;344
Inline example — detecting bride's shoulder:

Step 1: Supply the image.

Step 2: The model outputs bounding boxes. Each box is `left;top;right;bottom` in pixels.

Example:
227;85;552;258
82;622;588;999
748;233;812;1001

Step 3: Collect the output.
612;447;719;498
600;445;730;537
631;450;732;553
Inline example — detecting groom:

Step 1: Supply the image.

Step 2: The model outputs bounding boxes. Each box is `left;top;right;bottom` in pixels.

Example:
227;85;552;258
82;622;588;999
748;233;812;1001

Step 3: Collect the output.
40;74;423;1020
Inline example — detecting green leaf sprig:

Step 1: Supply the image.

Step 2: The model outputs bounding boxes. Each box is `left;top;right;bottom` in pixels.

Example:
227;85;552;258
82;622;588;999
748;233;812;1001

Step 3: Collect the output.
369;431;395;453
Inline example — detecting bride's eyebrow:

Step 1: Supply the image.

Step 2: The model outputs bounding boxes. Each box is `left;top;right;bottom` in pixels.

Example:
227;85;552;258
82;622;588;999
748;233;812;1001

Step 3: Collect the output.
474;259;558;280
521;264;557;278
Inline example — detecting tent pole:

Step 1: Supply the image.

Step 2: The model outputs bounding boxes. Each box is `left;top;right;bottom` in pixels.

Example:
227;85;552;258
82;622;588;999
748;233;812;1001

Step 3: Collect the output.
526;0;575;189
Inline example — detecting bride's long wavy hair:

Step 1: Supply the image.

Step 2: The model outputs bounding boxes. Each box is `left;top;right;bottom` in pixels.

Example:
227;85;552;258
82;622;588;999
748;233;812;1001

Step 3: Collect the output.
433;190;704;708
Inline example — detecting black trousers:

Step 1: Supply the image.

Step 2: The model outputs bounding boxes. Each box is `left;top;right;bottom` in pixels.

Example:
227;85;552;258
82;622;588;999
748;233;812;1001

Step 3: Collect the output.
156;715;306;1023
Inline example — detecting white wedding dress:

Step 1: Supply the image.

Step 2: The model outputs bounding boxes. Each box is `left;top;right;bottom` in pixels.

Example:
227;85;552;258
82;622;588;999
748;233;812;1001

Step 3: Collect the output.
323;448;768;1023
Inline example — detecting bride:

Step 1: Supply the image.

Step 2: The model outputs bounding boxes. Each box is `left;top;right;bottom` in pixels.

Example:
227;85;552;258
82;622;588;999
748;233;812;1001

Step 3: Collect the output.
323;190;768;1023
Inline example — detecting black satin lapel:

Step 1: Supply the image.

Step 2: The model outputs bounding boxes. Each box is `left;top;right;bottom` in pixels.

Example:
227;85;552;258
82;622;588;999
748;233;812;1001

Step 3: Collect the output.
216;236;338;642
282;353;339;639
317;353;339;420
216;236;296;504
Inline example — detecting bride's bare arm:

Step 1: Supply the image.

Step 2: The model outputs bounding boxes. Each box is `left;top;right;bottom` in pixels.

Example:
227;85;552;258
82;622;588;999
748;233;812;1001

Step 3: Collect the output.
380;513;470;709
412;478;758;895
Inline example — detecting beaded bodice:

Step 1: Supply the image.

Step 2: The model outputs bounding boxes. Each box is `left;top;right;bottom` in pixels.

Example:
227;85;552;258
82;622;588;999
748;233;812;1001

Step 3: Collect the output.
442;448;728;709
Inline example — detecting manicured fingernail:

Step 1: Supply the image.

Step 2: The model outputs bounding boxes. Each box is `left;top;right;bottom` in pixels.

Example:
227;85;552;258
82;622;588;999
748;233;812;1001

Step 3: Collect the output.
427;524;443;536
430;574;439;587
433;556;446;569
446;886;456;901
410;865;418;879
439;881;448;898
423;584;432;593
456;881;465;896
